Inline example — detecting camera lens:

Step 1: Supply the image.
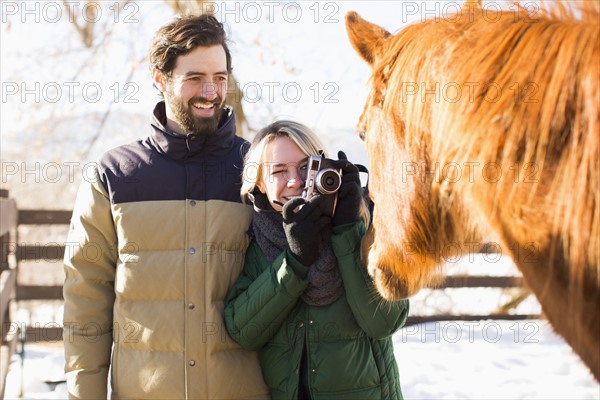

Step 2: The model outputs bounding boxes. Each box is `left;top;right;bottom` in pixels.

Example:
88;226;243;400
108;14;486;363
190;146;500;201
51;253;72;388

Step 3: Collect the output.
316;169;341;195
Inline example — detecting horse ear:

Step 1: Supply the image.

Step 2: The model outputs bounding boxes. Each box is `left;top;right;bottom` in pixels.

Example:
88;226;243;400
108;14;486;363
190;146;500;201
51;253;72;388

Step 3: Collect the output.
345;11;392;66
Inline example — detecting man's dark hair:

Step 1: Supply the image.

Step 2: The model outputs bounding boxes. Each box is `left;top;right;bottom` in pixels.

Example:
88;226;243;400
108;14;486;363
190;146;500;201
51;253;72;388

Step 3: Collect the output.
149;14;232;76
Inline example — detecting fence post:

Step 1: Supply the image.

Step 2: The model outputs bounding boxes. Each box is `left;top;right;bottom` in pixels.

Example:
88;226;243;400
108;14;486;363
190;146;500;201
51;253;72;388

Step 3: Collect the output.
0;188;16;327
0;189;10;274
0;189;20;399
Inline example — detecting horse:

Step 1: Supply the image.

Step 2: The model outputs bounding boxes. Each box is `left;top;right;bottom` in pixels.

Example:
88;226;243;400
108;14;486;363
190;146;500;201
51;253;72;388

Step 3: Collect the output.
345;0;599;380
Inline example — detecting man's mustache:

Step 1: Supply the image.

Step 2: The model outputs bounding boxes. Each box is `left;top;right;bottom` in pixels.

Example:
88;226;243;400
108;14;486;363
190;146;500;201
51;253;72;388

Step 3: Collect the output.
188;97;222;107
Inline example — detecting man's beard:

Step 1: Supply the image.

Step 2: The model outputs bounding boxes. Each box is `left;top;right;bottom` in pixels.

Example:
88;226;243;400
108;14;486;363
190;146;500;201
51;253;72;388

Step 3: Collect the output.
165;88;224;136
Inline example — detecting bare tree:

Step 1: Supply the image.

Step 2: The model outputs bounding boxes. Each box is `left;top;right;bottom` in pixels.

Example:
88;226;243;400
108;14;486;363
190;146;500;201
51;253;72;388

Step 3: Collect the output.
164;0;208;14
63;1;132;48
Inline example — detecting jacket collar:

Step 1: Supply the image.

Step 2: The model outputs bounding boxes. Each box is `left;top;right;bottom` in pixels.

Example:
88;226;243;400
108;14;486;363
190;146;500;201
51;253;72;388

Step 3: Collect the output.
149;101;237;160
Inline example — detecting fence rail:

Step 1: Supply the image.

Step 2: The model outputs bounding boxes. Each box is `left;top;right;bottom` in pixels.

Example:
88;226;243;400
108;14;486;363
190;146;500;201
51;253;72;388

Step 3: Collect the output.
18;210;72;225
0;194;540;397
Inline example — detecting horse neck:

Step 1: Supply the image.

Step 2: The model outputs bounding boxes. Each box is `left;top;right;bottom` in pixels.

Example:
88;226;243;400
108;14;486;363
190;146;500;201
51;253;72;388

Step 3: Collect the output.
494;226;600;381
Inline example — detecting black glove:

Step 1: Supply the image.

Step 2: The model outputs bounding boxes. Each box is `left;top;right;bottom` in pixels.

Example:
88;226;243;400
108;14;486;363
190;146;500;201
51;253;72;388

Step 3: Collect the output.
331;151;362;226
282;196;331;266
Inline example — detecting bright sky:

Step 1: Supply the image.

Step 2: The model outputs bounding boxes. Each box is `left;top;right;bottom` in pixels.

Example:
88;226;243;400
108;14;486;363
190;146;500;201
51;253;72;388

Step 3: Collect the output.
1;1;542;163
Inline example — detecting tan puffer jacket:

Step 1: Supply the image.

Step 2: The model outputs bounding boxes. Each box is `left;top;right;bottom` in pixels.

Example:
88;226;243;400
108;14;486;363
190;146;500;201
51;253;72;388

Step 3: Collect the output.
63;102;270;399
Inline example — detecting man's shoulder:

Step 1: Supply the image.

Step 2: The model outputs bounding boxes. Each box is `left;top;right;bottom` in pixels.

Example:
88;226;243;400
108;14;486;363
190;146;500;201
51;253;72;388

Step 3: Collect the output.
233;134;251;156
96;138;150;167
101;137;148;154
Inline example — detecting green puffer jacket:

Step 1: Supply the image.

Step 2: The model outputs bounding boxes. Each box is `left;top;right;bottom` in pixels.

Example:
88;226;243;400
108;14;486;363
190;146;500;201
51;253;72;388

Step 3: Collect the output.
224;221;409;400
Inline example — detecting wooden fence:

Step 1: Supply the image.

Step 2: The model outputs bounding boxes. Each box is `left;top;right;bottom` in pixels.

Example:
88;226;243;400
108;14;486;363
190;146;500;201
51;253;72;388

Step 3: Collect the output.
0;189;19;399
0;190;540;396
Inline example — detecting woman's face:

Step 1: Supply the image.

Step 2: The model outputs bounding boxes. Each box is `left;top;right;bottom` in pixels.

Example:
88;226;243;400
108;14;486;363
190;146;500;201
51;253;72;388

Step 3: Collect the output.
257;136;309;212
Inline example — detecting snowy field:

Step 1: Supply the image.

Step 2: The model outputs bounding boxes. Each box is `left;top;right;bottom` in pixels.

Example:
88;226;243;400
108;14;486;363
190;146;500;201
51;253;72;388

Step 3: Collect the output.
3;319;598;399
395;320;598;399
3;254;598;399
3;249;597;399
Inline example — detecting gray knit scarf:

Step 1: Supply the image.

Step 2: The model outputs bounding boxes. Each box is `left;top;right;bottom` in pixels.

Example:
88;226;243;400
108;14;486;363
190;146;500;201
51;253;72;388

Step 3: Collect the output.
251;210;344;306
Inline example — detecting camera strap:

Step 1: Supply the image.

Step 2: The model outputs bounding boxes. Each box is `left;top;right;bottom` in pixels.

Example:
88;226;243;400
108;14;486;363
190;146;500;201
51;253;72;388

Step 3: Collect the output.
354;163;375;230
355;163;370;198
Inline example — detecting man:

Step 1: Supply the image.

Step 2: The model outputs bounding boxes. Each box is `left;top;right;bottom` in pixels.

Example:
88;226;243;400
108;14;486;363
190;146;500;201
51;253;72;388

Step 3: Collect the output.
63;14;270;399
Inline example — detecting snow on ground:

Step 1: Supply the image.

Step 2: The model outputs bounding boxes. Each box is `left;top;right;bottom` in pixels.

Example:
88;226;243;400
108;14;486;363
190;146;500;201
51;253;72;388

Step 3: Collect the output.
3;343;68;400
3;319;598;399
395;320;598;399
3;255;598;399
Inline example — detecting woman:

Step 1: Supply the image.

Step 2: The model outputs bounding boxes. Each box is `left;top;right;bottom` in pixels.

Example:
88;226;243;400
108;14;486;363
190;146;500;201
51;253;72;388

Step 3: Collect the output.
224;120;409;400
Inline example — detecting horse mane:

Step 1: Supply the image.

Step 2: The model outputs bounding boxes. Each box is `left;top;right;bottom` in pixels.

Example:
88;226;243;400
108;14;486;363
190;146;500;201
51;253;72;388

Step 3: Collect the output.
371;0;599;291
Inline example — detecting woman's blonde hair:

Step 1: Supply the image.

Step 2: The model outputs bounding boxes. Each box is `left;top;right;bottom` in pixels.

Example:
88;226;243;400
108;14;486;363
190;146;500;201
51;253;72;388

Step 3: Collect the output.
241;120;370;225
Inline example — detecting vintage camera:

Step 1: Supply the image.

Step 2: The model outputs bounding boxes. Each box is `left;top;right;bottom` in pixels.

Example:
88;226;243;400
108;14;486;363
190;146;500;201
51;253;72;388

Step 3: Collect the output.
302;156;342;217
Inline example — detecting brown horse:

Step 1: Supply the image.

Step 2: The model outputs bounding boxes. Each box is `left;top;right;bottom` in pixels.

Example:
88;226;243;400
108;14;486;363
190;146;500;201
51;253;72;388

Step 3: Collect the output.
346;0;599;380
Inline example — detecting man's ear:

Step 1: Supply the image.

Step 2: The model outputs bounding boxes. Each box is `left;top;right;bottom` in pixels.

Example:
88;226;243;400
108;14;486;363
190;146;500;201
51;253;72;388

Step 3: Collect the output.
152;68;167;93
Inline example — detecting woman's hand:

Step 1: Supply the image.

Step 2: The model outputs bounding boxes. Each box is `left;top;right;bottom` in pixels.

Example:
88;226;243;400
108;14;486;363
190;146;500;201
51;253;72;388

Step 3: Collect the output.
282;196;330;266
331;151;362;226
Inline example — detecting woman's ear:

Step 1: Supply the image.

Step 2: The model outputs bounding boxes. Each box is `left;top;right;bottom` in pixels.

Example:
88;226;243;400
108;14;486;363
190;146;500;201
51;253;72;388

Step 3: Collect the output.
256;181;266;194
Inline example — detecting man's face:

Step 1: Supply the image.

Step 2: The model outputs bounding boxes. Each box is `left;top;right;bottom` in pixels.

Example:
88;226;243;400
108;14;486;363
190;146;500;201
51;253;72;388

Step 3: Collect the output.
153;45;228;135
